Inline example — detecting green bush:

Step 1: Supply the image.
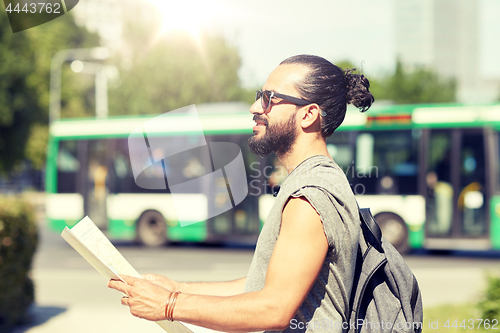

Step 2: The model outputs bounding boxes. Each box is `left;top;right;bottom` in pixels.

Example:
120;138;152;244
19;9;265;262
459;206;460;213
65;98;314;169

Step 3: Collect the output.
424;303;494;333
0;196;38;332
477;272;500;320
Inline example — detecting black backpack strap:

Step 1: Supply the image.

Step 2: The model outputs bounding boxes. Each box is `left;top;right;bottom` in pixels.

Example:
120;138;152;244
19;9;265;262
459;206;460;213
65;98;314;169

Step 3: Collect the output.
411;275;422;333
410;275;419;314
359;208;383;251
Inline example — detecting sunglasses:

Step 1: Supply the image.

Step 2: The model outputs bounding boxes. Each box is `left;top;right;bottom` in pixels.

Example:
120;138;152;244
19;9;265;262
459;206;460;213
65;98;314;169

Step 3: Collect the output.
255;90;312;111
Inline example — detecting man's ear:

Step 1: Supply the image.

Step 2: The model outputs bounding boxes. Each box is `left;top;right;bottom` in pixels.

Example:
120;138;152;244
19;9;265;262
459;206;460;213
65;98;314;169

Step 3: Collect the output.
300;104;322;130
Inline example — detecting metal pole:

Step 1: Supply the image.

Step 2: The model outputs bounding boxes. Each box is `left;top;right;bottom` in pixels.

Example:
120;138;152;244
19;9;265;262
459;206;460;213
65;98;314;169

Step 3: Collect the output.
95;66;108;119
49;52;64;124
49;47;110;123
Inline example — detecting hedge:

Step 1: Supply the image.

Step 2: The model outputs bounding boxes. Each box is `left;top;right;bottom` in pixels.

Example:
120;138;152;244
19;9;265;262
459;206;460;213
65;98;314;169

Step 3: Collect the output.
477;272;500;321
0;196;38;332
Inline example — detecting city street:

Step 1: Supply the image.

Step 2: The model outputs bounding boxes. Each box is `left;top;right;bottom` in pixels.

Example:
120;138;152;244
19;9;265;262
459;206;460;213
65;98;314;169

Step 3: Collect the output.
2;0;500;331
11;206;500;333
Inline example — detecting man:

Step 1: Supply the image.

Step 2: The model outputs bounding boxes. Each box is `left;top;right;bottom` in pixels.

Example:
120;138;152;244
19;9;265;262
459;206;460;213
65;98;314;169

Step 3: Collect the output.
108;54;374;332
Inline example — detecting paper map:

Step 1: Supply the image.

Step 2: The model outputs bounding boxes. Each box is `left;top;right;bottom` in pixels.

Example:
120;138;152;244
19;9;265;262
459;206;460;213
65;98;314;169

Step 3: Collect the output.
61;216;195;333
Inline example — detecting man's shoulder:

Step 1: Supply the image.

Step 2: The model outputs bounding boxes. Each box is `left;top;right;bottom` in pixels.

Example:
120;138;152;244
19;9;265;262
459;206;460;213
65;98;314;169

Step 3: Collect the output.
294;155;344;179
283;160;350;197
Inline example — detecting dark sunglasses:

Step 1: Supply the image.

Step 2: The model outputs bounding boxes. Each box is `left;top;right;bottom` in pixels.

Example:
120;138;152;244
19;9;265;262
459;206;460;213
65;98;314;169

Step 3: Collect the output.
255;90;312;111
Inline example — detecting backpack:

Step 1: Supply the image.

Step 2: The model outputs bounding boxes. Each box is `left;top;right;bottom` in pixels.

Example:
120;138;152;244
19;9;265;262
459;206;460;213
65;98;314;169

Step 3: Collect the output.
345;208;423;333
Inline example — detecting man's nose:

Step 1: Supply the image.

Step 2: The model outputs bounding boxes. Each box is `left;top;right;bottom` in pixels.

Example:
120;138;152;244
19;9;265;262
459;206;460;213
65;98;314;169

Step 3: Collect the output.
250;99;264;115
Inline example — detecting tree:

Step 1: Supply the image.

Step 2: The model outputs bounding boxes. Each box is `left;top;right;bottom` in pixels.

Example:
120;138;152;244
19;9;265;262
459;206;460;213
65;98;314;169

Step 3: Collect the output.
109;33;247;115
0;15;39;173
1;0;253;174
0;12;98;173
331;60;383;106
108;32;249;115
335;60;358;72
370;59;456;104
334;59;457;105
108;1;250;116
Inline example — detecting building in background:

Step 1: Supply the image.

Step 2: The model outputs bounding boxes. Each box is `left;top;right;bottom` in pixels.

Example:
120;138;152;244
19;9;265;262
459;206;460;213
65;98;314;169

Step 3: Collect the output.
395;0;499;103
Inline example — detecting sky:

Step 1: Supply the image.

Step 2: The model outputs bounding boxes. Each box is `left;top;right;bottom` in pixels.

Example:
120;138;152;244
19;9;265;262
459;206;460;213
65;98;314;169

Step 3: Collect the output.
206;0;396;87
479;0;500;80
158;0;500;88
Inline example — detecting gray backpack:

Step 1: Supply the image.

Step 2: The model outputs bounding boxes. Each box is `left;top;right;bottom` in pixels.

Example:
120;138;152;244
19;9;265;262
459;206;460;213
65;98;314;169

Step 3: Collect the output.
346;208;423;333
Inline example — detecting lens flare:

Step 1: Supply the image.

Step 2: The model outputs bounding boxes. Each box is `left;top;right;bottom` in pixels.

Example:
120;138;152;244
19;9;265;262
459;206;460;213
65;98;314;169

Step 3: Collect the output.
144;0;219;40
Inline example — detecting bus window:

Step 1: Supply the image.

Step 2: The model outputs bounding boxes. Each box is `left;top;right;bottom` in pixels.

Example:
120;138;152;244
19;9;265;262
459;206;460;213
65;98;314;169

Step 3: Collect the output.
426;131;453;236
459;132;486;236
57;140;80;193
205;134;260;237
109;139;137;193
86;140;111;228
498;132;500;194
163;144;211;193
327;132;354;175
113;152;128;179
354;131;419;195
356;133;375;176
233;135;260;235
108;138;168;194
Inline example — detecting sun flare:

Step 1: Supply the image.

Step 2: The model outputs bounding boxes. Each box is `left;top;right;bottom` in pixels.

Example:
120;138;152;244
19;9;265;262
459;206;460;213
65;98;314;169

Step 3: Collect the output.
144;0;217;40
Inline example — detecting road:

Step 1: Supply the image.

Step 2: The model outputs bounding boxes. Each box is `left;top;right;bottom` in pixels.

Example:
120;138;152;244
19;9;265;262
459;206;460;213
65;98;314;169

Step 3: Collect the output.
11;207;500;333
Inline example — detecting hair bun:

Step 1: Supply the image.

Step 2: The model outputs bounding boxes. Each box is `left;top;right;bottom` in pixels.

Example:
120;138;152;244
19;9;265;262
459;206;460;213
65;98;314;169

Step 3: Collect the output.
344;69;374;112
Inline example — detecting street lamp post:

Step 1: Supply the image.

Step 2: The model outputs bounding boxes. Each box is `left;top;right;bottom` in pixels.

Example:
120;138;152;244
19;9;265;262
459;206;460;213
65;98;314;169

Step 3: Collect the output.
70;60;117;119
49;47;110;123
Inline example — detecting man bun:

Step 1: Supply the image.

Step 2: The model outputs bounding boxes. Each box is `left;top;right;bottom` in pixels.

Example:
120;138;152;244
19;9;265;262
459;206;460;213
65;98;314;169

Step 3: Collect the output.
344;69;374;112
280;54;374;137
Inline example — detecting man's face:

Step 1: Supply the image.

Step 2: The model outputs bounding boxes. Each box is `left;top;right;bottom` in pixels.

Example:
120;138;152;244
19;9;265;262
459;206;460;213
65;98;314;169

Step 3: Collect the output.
247;110;297;157
247;64;308;157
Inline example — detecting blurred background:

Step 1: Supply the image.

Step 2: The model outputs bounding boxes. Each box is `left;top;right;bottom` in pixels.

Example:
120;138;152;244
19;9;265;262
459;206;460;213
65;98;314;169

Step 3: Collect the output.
1;0;500;332
1;0;500;190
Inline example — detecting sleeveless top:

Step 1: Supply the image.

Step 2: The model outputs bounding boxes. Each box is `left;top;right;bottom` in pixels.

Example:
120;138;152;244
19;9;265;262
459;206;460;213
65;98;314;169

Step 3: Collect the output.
244;155;360;332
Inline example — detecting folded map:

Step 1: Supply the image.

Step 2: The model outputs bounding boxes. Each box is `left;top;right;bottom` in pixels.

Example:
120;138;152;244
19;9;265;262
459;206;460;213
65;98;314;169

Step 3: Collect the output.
61;216;196;333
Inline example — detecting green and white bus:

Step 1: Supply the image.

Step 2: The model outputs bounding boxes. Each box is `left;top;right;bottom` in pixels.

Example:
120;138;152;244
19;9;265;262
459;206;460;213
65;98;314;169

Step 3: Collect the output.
46;102;500;252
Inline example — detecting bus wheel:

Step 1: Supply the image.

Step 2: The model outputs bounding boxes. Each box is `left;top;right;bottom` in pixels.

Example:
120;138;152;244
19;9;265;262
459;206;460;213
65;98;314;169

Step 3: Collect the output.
137;210;167;247
375;213;409;254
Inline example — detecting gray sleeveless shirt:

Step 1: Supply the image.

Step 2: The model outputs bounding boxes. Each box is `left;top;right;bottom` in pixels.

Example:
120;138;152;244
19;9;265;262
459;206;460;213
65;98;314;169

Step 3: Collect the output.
244;155;360;332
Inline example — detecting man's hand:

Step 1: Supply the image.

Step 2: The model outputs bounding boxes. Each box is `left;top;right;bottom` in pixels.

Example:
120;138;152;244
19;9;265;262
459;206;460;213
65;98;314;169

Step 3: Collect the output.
143;273;180;291
108;275;170;321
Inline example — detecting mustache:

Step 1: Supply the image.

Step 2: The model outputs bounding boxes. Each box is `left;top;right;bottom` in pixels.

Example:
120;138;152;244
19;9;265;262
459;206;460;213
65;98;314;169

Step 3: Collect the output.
253;115;268;126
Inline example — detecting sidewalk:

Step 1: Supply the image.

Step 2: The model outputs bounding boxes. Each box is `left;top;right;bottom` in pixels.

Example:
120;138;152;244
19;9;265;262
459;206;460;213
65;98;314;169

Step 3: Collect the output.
13;269;233;333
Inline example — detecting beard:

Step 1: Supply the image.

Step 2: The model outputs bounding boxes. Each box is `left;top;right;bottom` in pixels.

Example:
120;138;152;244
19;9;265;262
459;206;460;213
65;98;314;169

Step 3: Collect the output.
247;113;297;158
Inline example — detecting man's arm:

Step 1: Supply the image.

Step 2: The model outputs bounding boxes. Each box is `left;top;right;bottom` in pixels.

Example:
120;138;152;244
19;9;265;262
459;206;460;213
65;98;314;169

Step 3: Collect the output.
109;197;329;332
143;274;247;296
